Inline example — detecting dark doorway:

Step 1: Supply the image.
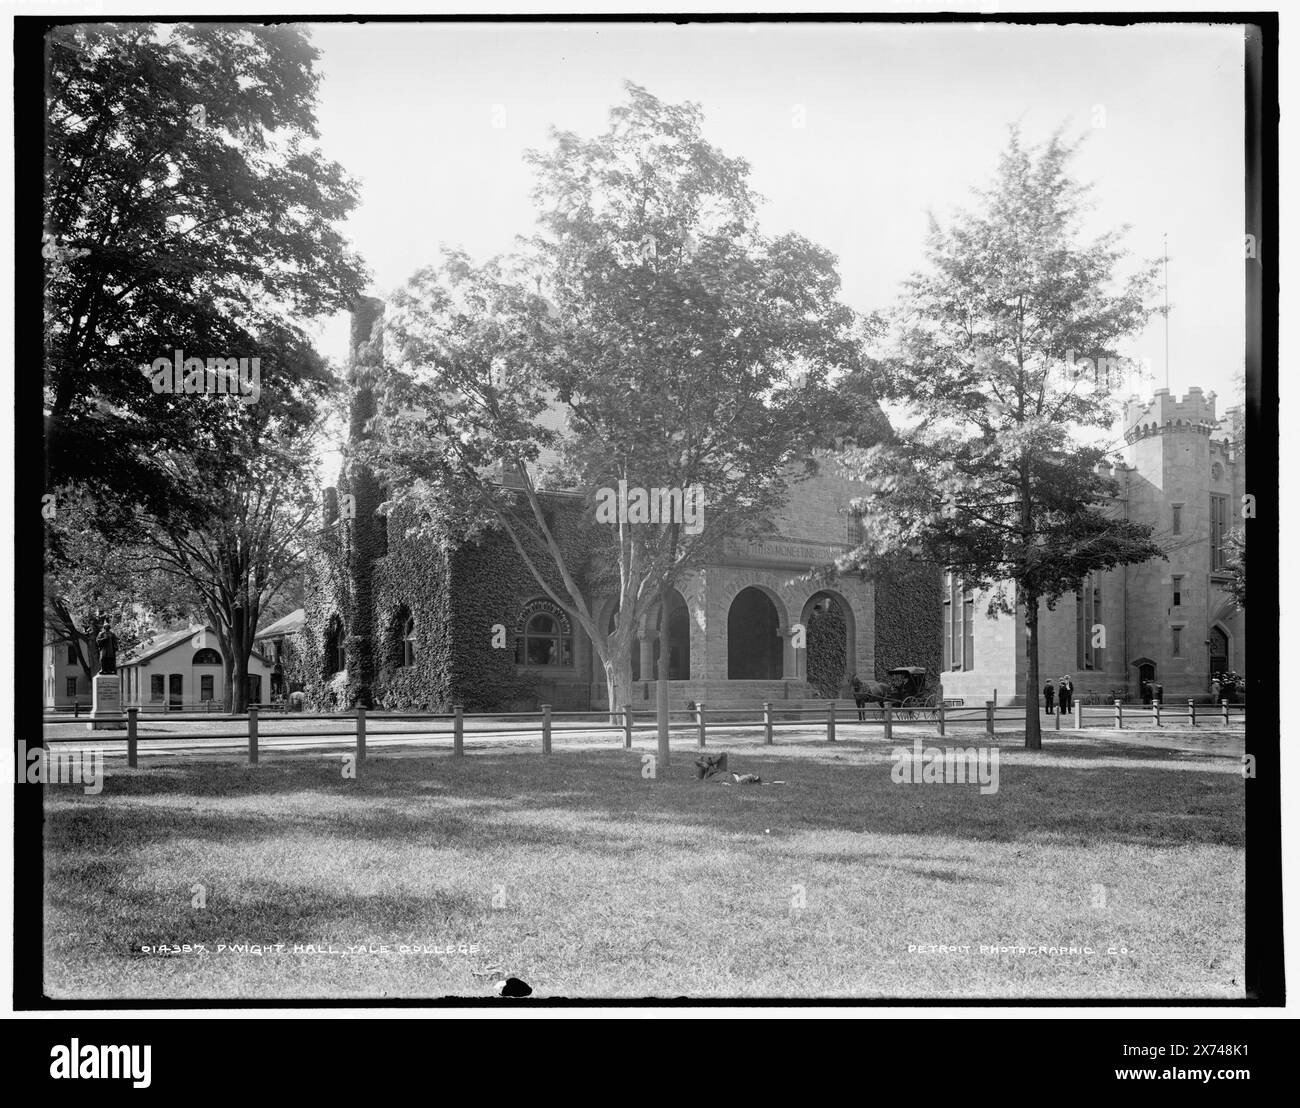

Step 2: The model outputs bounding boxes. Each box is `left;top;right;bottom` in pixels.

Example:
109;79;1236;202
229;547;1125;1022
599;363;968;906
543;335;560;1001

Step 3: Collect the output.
660;589;691;681
247;674;262;705
1137;661;1155;703
168;673;183;708
1208;626;1229;678
728;587;782;679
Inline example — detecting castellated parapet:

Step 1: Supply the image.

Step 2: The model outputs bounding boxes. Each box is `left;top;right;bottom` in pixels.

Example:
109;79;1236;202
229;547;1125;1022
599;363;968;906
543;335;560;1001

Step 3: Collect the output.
1123;387;1222;445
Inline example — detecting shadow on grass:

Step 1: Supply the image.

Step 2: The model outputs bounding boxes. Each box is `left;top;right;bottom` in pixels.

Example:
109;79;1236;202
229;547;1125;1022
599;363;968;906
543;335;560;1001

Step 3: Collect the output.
41;739;1245;858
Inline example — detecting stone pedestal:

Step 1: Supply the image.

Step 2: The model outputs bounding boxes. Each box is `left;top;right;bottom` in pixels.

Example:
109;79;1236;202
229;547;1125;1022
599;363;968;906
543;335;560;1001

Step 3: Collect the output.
88;674;125;730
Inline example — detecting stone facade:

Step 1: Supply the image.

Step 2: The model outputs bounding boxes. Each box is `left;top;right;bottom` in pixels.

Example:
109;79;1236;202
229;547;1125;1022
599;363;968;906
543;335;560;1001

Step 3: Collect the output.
302;301;939;712
941;387;1246;706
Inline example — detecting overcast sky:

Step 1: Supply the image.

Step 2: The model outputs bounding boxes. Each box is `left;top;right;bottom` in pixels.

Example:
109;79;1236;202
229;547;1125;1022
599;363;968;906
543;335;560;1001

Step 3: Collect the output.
303;20;1246;443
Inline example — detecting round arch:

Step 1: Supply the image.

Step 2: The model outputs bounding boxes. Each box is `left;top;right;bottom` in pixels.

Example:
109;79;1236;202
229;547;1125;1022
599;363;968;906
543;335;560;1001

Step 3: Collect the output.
800;590;857;682
727;586;784;680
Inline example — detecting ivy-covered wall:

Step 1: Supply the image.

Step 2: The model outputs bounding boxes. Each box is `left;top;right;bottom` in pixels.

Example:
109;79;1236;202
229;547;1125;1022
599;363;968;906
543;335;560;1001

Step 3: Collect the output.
873;559;943;697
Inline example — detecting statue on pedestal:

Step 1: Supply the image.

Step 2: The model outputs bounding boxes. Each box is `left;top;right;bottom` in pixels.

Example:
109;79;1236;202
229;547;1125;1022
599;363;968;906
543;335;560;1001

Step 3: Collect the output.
96;623;119;675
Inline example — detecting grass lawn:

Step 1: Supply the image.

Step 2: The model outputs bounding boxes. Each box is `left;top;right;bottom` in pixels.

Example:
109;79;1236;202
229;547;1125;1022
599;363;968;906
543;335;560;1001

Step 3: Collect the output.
42;730;1245;1000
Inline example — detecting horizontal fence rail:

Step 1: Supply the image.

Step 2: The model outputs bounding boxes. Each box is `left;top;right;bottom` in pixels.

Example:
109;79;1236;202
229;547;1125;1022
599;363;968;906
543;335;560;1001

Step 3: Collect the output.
43;697;1246;769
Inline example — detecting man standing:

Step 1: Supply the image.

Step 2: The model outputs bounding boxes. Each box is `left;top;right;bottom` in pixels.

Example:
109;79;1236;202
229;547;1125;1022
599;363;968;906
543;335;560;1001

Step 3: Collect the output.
1043;680;1056;714
1058;675;1073;714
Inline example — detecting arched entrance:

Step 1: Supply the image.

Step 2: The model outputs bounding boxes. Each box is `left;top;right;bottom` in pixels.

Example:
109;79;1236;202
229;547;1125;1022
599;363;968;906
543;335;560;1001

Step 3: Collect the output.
728;587;782;679
1209;625;1229;677
801;591;855;694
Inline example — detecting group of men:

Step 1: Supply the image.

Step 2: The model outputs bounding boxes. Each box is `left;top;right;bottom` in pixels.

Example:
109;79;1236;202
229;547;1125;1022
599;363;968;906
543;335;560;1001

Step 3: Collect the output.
1042;675;1074;714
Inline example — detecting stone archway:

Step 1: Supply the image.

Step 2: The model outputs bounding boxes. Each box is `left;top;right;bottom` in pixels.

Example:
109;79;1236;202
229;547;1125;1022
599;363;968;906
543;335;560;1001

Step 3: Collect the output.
728;586;783;679
800;590;856;693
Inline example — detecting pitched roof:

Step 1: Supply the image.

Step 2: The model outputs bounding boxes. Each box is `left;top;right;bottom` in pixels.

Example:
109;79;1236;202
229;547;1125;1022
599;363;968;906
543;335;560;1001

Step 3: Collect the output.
120;626;206;667
120;625;275;669
255;608;305;639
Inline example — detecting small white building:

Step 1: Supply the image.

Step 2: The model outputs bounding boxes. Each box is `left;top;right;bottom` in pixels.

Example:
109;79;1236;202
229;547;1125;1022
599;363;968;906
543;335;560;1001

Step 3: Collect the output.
43;634;91;709
118;626;276;711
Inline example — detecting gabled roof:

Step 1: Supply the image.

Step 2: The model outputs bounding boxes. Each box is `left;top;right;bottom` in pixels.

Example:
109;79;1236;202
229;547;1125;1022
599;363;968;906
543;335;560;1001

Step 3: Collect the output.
255;608;305;639
120;625;275;669
120;626;207;668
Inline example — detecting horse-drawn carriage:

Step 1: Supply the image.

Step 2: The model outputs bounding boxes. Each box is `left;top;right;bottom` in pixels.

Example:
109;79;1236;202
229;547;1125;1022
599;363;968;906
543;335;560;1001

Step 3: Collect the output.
852;666;937;719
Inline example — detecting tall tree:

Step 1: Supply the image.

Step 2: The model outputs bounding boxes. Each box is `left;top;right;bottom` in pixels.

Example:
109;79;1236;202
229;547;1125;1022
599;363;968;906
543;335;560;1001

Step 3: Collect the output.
840;128;1163;750
141;406;323;714
368;84;859;762
44;21;366;524
44;489;197;684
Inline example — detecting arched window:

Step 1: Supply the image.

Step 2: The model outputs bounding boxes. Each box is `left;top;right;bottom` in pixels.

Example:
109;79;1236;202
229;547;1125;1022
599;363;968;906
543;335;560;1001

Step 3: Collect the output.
515;599;573;667
193;648;222;666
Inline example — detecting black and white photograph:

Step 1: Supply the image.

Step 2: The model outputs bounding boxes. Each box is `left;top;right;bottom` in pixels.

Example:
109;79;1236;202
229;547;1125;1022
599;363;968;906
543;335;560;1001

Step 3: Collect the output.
10;2;1285;1041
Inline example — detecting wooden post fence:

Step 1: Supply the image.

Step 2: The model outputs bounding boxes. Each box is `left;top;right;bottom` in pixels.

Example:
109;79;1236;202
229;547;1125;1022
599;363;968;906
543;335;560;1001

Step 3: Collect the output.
623;704;633;750
127;707;138;768
936;702;945;737
1221;699;1230;725
826;703;836;742
883;704;892;742
763;702;773;745
1187;699;1196;726
248;705;259;765
1074;701;1082;729
356;706;366;763
1114;699;1123;729
541;704;552;754
696;702;707;749
1054;705;1060;730
454;704;464;757
1152;699;1161;727
986;701;995;737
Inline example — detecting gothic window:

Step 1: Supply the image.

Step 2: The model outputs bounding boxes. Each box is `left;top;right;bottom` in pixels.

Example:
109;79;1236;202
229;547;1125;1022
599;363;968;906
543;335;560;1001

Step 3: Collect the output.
1210;495;1229;570
403;612;416;668
943;573;974;671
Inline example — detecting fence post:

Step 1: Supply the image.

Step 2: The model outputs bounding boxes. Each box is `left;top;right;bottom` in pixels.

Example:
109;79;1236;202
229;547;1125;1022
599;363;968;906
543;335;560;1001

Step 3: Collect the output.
1152;699;1161;727
763;702;773;745
541;704;552;755
74;701;80;719
937;701;945;737
248;705;259;765
453;704;464;757
1221;699;1230;725
356;706;366;763
697;702;707;749
1114;699;1123;729
883;704;892;742
1074;700;1082;729
1188;699;1196;726
623;704;632;750
127;707;138;768
986;701;995;737
826;703;836;743
1054;704;1060;731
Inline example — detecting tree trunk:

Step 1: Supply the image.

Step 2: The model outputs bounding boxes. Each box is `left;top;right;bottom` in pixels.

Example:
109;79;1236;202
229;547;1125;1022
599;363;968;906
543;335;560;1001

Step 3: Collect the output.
603;652;633;728
656;596;670;767
1024;587;1042;750
223;655;235;713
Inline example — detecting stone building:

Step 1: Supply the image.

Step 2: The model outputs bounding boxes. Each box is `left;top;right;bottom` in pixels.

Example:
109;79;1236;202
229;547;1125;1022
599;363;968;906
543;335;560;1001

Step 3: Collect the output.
940;387;1246;706
296;300;939;713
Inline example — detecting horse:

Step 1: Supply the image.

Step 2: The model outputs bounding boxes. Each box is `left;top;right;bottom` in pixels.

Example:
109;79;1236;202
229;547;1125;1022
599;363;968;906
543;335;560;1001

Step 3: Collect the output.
852;680;898;721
